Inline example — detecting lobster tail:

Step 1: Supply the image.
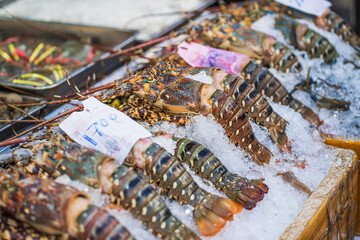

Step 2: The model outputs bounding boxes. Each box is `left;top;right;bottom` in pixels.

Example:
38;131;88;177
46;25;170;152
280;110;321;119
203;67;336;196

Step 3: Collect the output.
31;140;197;240
324;11;360;51
270;42;302;72
77;205;134;240
110;165;200;240
274;15;338;64
220;173;268;209
142;143;240;236
288;98;322;127
194;193;242;236
210;89;271;164
175;138;269;209
242;61;321;126
220;73;290;151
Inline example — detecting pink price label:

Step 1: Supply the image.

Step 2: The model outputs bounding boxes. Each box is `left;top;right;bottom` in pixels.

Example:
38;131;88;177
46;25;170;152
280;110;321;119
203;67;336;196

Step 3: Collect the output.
177;41;250;75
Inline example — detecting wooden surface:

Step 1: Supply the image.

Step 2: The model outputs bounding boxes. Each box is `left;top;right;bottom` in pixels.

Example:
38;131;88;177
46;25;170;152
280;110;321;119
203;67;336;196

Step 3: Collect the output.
325;138;360;236
280;148;358;239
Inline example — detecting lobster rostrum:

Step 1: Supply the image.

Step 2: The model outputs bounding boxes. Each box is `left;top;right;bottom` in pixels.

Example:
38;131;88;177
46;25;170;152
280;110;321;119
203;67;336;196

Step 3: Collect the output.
99;63;272;164
184;13;303;73
155;132;269;210
0;169;134;240
0;132;200;239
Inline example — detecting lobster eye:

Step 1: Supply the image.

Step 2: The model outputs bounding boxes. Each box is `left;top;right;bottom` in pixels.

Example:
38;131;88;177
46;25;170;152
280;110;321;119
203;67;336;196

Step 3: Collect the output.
162;74;178;86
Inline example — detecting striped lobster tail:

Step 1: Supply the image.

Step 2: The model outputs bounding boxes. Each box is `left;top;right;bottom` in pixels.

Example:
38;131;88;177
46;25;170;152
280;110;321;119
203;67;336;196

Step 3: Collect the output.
220;73;289;151
242;61;321;126
270;41;302;72
274;15;338;64
142;143;242;236
175;138;269;210
210;89;271;164
109;164;200;240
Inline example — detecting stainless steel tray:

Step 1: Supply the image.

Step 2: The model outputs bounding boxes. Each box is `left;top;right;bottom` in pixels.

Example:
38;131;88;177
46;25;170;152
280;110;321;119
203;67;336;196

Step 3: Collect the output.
0;18;137;96
0;92;45;142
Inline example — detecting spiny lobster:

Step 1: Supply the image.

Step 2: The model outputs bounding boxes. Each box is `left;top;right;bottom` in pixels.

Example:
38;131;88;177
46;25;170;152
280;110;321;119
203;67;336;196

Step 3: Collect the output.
99;61;274;164
182;13;303;73
0;169;134;240
155;61;291;152
176;41;321;126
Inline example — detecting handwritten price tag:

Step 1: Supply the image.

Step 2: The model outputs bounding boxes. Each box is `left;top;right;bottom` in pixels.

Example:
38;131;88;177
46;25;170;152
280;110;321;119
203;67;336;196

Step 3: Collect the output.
177;41;250;75
275;0;332;17
59;97;151;164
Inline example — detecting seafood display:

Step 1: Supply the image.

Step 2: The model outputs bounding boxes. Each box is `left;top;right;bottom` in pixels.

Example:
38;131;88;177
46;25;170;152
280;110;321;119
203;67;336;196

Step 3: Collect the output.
0;1;359;239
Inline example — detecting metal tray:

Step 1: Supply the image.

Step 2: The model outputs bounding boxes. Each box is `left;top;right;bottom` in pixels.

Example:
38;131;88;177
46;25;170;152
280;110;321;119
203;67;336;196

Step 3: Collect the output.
0;18;137;96
0;92;45;142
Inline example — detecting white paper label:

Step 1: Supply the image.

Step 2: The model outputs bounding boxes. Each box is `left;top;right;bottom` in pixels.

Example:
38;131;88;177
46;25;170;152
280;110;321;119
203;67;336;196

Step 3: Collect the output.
59;97;151;164
275;0;332;17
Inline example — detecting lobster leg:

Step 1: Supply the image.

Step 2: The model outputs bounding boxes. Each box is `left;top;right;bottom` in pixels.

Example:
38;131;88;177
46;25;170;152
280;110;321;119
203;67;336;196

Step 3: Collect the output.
132;139;242;236
0;170;134;240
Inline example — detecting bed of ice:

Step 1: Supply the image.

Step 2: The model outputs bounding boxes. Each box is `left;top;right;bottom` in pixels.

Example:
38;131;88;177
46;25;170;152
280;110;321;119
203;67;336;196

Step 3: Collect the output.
51;9;360;240
0;0;210;40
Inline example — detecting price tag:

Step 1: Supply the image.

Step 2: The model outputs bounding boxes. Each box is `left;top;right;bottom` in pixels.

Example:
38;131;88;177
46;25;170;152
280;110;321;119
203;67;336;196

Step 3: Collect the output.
177;41;250;75
274;0;332;17
59;97;151;164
